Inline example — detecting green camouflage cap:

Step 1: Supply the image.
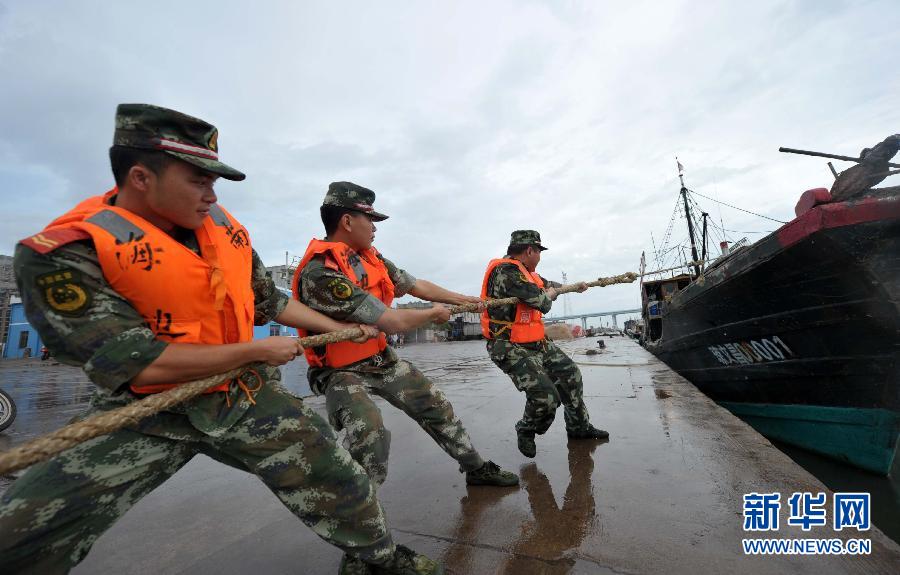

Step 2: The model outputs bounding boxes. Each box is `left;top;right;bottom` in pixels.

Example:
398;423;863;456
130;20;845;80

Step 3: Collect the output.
510;229;548;250
322;181;389;221
113;103;245;181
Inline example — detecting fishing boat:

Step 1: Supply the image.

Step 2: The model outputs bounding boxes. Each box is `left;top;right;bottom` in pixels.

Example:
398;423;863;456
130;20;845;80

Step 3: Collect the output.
640;136;900;475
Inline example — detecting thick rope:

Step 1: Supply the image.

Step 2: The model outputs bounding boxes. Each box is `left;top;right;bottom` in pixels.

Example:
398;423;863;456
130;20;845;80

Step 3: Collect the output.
0;270;642;476
0;330;385;476
447;272;640;314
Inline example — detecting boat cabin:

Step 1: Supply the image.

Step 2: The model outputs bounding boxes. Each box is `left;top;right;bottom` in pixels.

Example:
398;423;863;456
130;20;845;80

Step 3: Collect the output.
641;274;692;342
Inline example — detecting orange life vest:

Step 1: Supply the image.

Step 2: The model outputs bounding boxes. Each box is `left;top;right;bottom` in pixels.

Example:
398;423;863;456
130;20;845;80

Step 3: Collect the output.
26;188;255;394
291;239;394;368
481;258;546;343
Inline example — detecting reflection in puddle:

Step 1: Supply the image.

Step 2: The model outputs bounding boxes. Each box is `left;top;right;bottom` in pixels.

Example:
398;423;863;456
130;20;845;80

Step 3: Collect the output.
443;440;603;573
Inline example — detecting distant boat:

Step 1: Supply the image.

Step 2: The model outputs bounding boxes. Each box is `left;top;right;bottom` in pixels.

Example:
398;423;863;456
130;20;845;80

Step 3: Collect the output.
640;136;900;475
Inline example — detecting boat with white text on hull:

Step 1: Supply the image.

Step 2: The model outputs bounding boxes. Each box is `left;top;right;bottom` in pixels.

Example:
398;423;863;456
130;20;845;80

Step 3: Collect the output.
640;136;900;475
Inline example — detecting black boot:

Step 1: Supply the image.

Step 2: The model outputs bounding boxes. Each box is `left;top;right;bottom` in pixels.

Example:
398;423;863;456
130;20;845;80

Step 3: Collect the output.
371;545;444;575
517;430;536;457
567;425;609;440
339;554;373;575
465;460;519;486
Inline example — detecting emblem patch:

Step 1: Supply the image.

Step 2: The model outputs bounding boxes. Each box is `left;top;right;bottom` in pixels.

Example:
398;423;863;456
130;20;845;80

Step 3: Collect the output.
37;269;91;316
208;129;219;152
329;279;353;300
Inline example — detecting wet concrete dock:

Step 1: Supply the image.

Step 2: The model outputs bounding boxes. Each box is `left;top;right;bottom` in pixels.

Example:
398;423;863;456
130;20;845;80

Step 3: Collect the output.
2;338;900;573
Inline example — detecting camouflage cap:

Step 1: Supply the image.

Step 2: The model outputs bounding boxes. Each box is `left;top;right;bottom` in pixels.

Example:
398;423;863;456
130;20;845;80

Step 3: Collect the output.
113;104;245;181
322;181;389;221
509;229;548;250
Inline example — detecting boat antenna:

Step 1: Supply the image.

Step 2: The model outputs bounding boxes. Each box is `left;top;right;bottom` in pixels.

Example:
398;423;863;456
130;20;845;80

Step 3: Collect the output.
677;157;702;277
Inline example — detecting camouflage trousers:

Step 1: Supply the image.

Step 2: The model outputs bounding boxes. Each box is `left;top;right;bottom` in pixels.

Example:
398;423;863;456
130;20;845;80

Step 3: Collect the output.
314;350;485;486
0;380;393;574
487;338;591;435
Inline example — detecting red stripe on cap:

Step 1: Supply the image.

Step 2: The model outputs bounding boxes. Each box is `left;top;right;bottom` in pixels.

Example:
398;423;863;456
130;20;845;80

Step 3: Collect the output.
156;138;219;160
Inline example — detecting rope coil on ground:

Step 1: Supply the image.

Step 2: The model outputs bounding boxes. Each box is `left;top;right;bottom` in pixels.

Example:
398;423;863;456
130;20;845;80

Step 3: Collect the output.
0;271;642;476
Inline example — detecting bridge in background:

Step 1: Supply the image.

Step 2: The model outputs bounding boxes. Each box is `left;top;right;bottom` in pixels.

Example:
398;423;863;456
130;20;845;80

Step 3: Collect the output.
543;308;641;330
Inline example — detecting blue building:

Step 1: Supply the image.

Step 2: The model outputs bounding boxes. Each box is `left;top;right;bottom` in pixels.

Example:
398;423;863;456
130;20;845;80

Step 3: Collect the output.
253;286;297;339
254;286;298;339
254;322;298;339
3;299;43;359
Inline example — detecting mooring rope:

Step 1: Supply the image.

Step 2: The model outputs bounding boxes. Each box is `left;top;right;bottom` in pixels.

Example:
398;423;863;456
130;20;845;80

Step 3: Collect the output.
0;270;645;476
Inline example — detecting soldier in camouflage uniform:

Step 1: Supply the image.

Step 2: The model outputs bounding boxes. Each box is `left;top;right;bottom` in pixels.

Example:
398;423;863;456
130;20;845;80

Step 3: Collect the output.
294;183;519;492
483;230;609;458
0;105;442;575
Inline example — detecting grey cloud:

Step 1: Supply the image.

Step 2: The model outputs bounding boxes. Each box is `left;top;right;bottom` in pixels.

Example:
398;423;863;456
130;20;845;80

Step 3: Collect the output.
2;0;899;317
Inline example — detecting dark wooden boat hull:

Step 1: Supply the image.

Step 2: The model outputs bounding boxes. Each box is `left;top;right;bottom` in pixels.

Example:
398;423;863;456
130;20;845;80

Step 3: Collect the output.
644;190;900;474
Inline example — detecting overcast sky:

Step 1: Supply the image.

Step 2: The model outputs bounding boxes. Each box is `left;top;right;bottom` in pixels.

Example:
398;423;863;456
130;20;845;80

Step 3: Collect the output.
1;0;898;325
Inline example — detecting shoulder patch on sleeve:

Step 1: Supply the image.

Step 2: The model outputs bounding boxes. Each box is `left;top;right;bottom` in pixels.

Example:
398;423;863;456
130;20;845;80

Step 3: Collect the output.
328;278;354;300
36;268;92;316
20;229;92;254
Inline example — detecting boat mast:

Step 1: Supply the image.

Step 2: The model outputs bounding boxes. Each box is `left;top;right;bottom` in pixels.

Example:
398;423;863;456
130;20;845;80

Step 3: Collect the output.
678;165;702;277
700;212;708;272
